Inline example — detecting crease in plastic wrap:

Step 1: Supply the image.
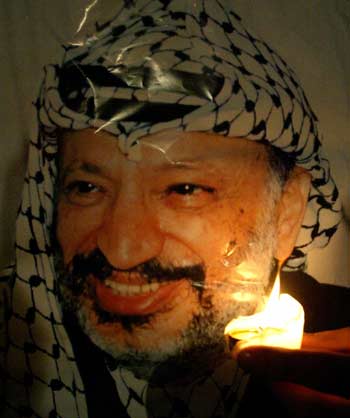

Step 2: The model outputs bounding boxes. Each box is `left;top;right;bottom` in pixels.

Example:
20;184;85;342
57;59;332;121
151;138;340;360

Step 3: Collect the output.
1;1;343;418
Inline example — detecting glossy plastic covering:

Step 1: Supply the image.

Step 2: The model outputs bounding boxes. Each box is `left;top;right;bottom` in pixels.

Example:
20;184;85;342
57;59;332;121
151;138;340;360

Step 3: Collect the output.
1;2;343;417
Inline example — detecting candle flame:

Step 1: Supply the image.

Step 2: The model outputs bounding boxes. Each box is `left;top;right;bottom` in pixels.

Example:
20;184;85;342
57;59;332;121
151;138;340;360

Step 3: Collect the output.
225;273;304;350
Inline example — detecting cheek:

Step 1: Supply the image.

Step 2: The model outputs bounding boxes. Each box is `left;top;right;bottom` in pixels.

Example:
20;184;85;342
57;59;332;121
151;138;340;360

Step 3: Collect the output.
157;202;250;263
56;203;106;263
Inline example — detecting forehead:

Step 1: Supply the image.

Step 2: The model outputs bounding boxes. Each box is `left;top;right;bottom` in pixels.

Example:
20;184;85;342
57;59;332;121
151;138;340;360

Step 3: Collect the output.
59;128;269;170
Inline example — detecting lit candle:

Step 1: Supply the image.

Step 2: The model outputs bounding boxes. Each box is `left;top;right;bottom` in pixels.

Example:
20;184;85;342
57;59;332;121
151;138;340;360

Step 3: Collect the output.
225;273;304;350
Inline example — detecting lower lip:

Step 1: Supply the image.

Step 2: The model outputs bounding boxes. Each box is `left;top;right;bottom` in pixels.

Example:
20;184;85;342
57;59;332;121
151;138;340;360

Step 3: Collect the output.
95;279;186;316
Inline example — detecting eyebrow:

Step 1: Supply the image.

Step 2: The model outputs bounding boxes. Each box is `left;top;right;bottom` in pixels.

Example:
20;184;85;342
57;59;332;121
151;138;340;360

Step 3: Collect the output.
78;162;102;174
60;161;104;183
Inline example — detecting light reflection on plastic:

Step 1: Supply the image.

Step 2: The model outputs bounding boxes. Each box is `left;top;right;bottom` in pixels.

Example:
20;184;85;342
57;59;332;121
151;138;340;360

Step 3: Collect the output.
76;0;99;35
225;273;305;350
230;291;255;303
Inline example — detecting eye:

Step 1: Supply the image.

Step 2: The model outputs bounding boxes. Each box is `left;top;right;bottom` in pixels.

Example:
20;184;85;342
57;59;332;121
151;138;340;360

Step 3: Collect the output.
164;183;216;208
63;180;104;206
66;181;98;194
166;183;215;196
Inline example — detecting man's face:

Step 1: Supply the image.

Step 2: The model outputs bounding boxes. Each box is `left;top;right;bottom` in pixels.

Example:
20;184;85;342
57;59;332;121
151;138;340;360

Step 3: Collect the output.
56;129;280;367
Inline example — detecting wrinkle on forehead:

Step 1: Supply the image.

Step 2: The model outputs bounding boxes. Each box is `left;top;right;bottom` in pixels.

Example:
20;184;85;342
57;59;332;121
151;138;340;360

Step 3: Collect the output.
135;129;268;166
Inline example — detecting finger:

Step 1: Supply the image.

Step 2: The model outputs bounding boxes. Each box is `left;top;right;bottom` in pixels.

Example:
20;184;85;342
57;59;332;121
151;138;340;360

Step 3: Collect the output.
236;346;350;397
271;381;350;418
302;328;350;353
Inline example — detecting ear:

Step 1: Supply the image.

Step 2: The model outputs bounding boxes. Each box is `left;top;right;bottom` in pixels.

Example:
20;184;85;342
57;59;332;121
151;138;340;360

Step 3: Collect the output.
274;166;311;262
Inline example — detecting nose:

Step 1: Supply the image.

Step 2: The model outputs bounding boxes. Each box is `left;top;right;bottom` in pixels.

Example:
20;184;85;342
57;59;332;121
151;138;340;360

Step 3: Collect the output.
97;177;164;270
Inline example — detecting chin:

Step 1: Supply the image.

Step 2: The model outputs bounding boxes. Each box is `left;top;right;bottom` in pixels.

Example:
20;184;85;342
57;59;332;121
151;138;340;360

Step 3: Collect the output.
78;302;184;360
77;306;231;382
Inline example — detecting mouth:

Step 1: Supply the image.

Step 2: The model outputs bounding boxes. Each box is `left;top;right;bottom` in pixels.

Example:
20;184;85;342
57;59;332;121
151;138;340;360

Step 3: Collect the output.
61;249;205;319
94;275;187;316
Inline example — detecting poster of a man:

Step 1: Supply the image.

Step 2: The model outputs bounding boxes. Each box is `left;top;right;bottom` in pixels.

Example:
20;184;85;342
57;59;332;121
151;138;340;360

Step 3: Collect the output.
1;1;350;417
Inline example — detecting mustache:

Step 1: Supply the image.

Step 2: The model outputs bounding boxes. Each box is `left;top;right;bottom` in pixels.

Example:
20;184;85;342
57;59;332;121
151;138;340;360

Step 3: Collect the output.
63;248;205;294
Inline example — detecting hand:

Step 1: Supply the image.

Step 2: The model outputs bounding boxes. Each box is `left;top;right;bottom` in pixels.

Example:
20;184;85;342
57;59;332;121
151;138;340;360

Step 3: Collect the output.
234;327;350;418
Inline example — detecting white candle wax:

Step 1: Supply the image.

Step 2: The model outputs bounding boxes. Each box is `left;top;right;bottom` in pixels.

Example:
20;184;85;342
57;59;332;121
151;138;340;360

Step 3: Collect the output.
225;274;305;350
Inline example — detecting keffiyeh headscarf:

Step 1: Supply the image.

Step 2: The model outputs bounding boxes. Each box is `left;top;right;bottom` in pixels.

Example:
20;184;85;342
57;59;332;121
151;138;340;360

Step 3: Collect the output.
1;1;342;417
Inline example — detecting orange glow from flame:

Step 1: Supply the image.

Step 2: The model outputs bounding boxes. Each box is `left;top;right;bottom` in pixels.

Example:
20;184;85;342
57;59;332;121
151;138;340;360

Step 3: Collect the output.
225;273;304;350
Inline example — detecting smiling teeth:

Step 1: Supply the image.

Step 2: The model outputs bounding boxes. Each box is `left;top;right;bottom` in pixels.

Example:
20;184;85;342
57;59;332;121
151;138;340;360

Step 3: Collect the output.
104;279;161;296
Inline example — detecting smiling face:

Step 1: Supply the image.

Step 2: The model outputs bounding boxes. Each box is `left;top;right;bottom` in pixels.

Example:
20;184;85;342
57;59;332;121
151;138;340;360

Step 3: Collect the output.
55;128;283;369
